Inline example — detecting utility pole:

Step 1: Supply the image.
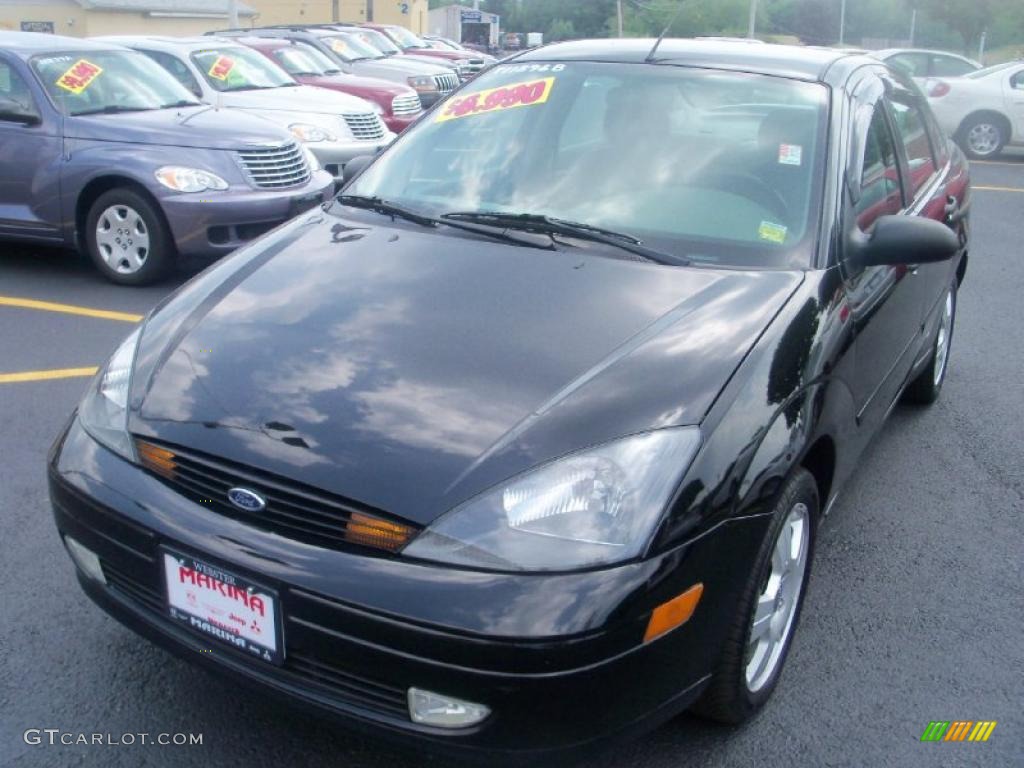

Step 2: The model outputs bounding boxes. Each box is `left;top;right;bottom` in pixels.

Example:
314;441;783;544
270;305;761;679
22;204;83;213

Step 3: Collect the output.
909;8;916;46
838;0;847;46
617;0;624;38
978;29;986;63
228;0;238;28
748;0;758;39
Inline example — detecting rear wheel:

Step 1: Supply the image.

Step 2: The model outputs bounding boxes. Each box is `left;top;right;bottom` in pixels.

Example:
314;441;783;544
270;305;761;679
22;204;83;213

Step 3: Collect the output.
692;468;818;723
904;280;956;405
959;115;1006;160
85;188;174;285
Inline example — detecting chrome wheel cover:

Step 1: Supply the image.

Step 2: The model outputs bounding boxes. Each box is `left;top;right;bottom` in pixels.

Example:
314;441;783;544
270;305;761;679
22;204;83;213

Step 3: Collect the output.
746;502;810;692
934;289;953;387
966;123;1000;156
95;204;150;275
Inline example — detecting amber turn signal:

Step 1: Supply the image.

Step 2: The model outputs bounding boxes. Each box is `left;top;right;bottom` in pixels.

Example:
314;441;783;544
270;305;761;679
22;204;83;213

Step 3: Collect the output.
345;511;415;552
136;440;177;479
643;583;704;643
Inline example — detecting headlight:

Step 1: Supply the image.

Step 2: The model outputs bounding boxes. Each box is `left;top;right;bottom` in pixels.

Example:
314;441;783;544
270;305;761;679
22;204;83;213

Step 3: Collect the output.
407;75;437;93
154;167;228;193
78;327;142;462
289;123;336;143
403;428;701;571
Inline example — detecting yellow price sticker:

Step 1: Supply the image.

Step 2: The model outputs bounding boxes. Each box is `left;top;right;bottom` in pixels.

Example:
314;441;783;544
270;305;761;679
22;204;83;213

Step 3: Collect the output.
56;59;103;94
436;77;555;123
207;55;236;81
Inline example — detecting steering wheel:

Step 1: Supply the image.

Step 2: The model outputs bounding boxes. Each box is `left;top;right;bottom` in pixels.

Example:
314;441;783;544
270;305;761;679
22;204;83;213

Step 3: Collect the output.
695;171;790;222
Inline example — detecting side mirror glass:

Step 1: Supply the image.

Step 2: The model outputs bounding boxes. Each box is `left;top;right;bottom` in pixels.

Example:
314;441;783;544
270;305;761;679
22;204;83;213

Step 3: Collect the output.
341;154;375;186
849;214;959;268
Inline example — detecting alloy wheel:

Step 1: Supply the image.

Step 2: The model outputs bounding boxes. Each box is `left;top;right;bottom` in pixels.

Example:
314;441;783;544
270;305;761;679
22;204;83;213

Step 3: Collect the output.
966;123;1000;157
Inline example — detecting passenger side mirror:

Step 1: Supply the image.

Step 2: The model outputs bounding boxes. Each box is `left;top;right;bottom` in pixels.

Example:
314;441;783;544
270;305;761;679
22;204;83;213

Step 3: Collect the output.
341;154;375;186
848;215;959;268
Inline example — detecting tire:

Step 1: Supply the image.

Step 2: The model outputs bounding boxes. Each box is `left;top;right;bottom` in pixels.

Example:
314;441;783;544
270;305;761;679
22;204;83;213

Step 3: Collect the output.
691;468;818;724
958;114;1006;160
903;279;957;405
84;188;174;285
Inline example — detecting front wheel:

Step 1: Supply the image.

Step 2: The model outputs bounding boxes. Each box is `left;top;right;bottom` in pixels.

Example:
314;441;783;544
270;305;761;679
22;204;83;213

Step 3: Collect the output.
691;468;818;724
904;280;957;405
84;188;174;285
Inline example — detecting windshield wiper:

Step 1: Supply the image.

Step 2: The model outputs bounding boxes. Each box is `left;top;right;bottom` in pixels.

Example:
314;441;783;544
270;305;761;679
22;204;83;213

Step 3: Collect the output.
73;105;151;116
335;195;554;249
160;99;201;109
442;212;689;265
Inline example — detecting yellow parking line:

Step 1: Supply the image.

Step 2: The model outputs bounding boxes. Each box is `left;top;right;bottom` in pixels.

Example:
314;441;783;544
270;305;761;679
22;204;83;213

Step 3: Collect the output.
0;296;143;323
0;367;98;384
973;185;1024;193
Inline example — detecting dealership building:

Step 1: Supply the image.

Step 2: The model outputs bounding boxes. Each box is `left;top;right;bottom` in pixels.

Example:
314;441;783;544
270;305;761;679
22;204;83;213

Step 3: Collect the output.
0;0;429;37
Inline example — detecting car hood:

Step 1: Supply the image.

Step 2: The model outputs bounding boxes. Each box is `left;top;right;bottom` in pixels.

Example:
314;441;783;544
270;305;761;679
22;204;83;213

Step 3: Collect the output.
130;210;802;526
300;73;414;100
354;55;452;77
62;105;292;150
217;84;374;114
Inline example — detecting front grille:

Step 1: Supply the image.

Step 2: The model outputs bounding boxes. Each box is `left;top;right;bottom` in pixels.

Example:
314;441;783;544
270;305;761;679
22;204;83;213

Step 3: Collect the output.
135;439;418;554
433;72;459;93
99;557;409;718
390;93;422;116
342;112;387;141
237;142;311;190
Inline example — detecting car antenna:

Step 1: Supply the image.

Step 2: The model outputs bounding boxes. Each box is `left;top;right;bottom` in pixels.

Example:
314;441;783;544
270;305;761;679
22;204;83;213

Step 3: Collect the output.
645;1;687;63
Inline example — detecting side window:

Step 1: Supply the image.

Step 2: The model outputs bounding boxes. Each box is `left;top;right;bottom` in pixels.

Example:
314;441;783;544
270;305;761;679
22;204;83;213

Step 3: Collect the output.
930;54;975;78
887;53;927;77
0;59;40;122
140;50;202;97
1010;70;1024;90
888;97;937;197
854;108;902;231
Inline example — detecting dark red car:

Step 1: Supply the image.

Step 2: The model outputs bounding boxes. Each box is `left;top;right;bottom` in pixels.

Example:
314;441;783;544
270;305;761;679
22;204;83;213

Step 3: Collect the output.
361;23;486;78
235;36;424;133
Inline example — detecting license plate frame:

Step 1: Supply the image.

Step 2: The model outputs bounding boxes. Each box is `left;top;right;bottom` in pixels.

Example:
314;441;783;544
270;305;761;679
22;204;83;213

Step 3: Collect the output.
161;547;284;666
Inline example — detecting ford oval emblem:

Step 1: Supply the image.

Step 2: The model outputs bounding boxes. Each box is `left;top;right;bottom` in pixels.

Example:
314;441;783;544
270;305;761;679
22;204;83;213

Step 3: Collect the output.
227;487;266;512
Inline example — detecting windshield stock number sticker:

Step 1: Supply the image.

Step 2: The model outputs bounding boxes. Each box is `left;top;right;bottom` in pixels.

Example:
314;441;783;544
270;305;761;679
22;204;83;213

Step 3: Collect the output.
437;77;556;123
55;59;103;94
758;221;788;244
207;56;236;81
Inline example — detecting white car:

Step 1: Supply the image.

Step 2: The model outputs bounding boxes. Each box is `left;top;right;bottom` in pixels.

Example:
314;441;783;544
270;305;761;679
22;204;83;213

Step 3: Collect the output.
925;61;1024;159
97;36;395;180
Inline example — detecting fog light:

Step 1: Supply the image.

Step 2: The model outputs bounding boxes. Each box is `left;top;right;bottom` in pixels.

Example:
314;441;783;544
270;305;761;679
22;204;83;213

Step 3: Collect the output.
64;536;106;584
407;687;490;728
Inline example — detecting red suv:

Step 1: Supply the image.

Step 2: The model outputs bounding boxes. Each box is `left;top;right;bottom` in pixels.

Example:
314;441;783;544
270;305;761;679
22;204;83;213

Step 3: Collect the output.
235;36;424;133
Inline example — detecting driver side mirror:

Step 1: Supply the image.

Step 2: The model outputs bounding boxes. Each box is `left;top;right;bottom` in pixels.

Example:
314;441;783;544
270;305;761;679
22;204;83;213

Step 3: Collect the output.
848;214;959;268
0;99;41;126
341;154;375;186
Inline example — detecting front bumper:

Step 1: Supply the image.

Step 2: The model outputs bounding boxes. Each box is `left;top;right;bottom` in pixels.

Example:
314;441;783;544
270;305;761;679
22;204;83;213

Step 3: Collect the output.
160;170;335;259
48;418;767;758
383;113;421;134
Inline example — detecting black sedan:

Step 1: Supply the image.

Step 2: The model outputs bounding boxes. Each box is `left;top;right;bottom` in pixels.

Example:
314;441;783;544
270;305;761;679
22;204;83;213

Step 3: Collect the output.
50;39;970;759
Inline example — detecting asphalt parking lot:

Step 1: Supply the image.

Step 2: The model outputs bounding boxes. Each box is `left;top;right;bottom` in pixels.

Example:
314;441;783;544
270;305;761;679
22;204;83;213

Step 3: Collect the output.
2;156;1023;768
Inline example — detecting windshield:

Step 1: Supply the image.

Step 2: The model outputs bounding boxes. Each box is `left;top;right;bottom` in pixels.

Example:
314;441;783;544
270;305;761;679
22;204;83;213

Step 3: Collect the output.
963;61;1018;79
353;28;401;56
272;44;336;76
31;50;199;116
347;62;829;268
386;25;427;49
191;47;295;91
323;33;385;62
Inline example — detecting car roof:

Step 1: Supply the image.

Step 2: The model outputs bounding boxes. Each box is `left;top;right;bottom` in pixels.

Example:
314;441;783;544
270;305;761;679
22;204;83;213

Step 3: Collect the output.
0;30;129;56
513;39;862;82
96;35;245;52
874;48;976;61
230;36;293;50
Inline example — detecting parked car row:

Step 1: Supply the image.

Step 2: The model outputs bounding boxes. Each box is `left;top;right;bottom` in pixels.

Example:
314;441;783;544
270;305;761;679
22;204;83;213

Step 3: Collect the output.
0;22;489;285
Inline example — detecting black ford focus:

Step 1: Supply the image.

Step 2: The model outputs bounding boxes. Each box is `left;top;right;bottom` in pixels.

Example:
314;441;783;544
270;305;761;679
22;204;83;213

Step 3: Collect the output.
50;40;969;758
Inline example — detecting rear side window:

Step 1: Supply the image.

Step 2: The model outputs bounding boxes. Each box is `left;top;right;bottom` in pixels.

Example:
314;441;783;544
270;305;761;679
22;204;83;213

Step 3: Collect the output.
888;97;937;198
1011;70;1024;90
887;53;928;77
930;54;975;78
855;108;902;231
